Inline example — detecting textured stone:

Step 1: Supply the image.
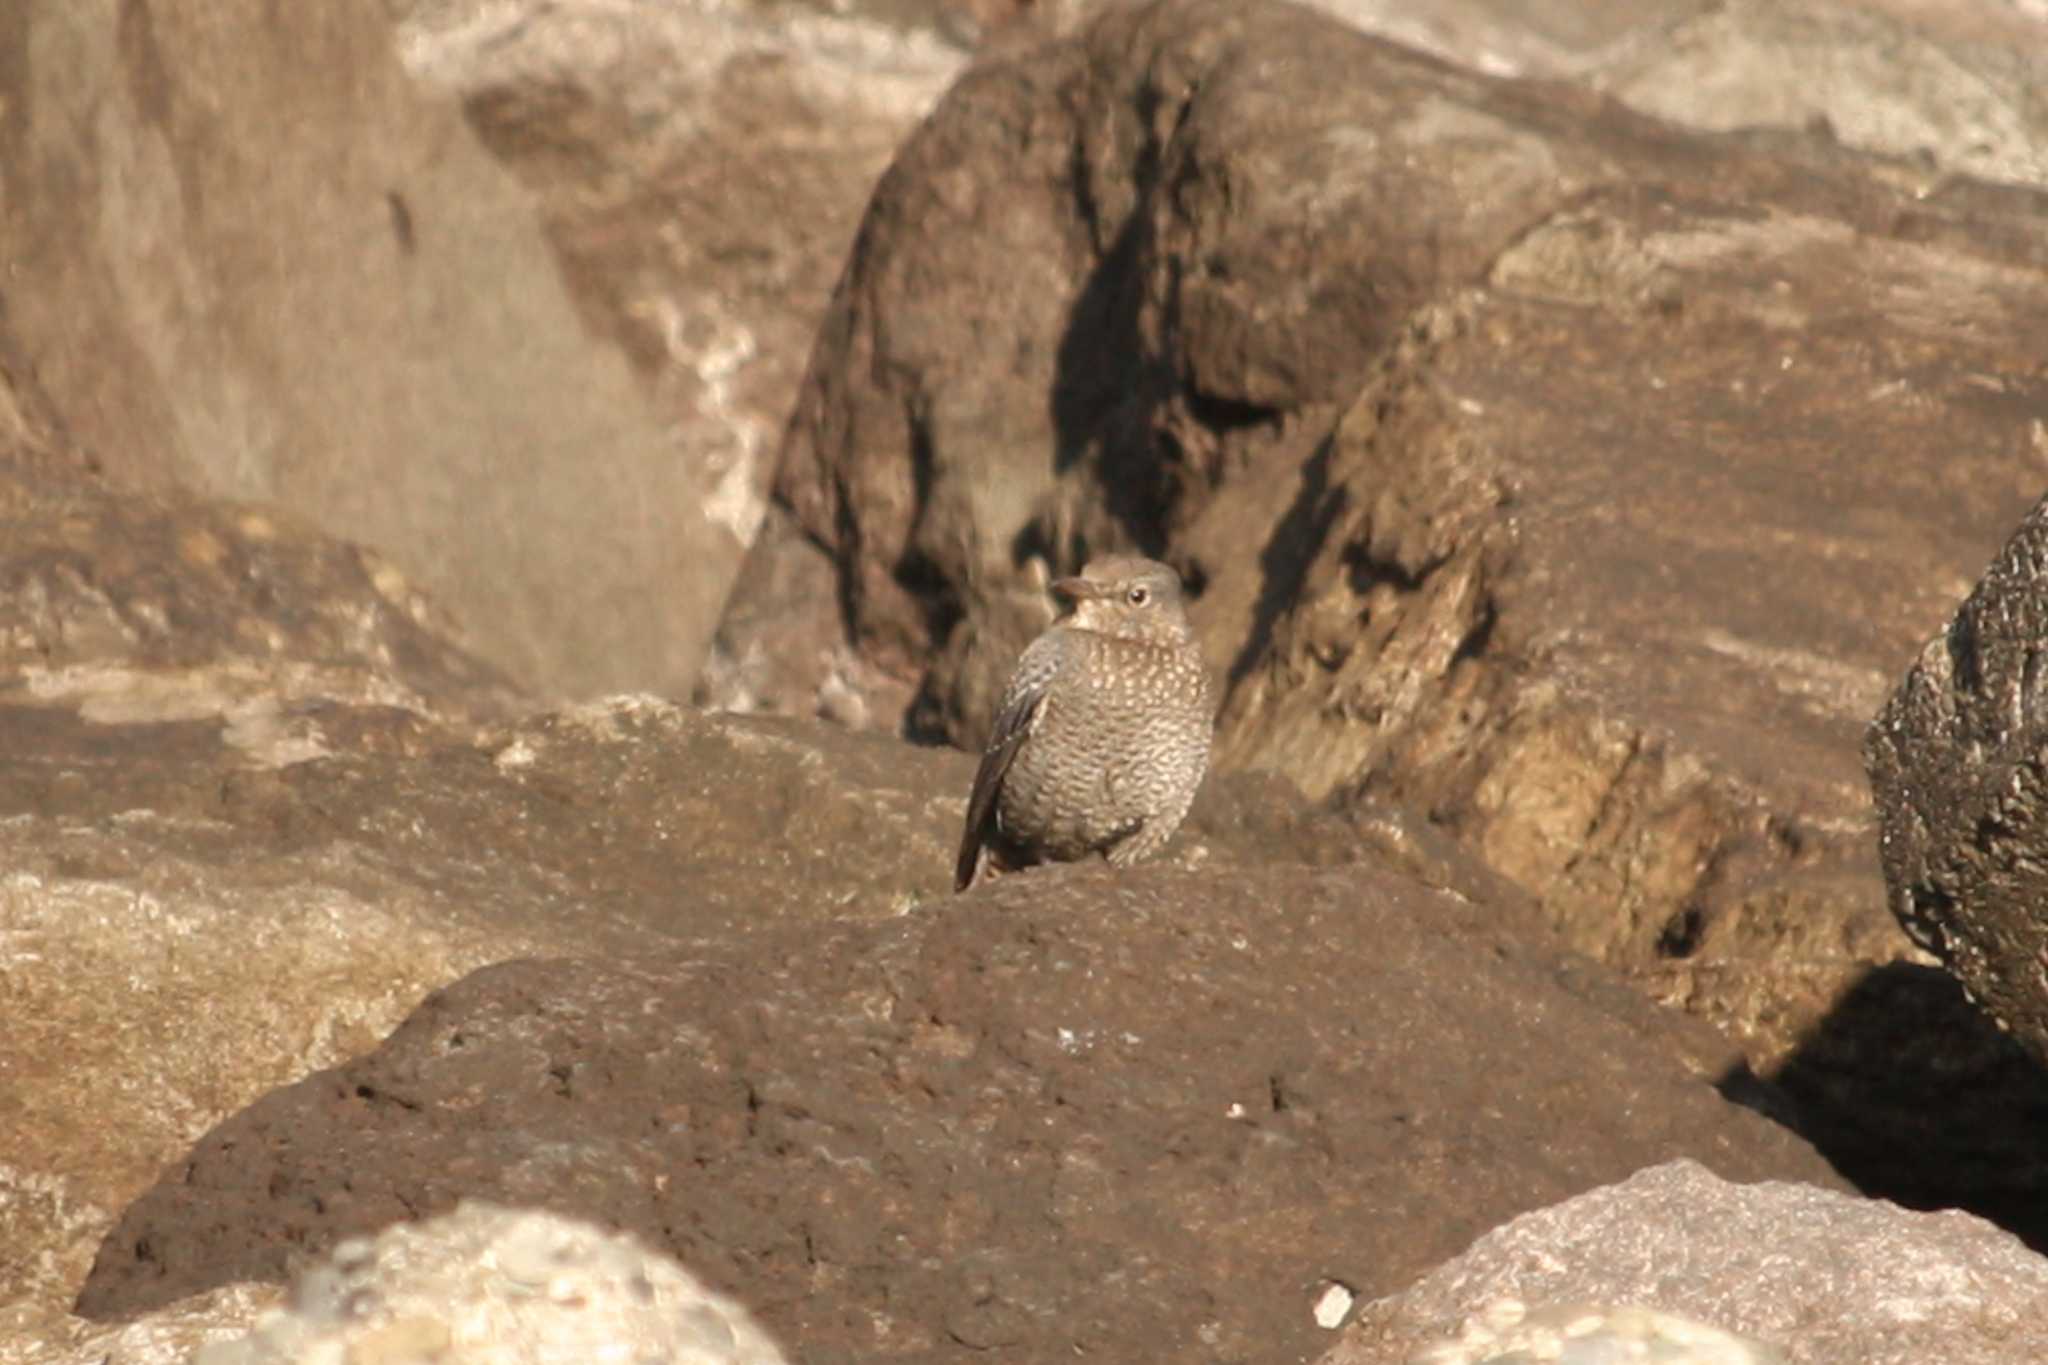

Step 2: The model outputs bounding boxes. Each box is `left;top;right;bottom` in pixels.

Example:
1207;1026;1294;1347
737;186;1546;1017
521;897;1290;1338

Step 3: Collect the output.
1407;1304;1784;1365
0;389;1378;1349
1866;492;2048;1064
1307;0;2048;193
1586;0;2048;190
0;382;959;1342
0;465;521;729
197;1205;787;1365
746;0;2048;733
74;864;1838;1364
0;678;976;1333
0;425;527;1345
395;0;975;702
728;0;2048;1235
0;678;1388;1352
1334;1160;2048;1365
0;0;710;698
2;1284;283;1365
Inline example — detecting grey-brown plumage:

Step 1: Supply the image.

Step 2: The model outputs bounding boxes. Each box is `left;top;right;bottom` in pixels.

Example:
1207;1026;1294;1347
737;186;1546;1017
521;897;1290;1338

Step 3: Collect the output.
955;555;1214;892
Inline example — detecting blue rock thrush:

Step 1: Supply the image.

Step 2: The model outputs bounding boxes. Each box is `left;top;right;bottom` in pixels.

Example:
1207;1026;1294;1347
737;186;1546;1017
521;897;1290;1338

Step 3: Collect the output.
955;555;1214;892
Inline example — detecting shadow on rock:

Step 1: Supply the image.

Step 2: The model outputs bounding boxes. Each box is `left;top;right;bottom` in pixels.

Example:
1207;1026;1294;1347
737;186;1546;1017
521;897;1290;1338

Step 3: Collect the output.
1744;960;2048;1249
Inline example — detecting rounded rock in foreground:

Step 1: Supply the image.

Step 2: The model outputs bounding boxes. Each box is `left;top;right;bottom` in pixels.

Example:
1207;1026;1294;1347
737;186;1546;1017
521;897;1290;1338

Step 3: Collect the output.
196;1202;787;1365
1413;1301;1785;1365
1337;1159;2048;1365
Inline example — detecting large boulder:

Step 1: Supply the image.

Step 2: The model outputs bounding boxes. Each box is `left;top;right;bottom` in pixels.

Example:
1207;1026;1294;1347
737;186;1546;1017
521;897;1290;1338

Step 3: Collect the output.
0;361;960;1345
0;0;713;698
0;681;974;1348
394;0;977;702
0;361;1383;1352
719;0;2048;1229
74;863;1838;1365
0;378;527;1344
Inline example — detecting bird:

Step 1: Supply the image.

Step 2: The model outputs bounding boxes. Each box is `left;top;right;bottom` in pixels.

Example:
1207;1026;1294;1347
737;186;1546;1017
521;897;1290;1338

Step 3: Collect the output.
954;554;1214;892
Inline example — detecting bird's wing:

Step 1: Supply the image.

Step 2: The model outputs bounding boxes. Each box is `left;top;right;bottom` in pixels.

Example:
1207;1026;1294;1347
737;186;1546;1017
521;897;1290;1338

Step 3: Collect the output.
954;639;1061;891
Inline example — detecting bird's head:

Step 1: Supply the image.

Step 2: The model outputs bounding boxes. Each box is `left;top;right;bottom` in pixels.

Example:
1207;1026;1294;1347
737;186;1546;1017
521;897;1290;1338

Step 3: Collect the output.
1051;555;1195;646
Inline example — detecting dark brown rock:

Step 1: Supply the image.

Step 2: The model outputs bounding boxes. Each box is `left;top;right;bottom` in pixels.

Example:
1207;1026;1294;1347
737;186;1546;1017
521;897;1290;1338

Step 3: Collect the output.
76;862;1839;1365
1866;495;2048;1062
0;359;1375;1343
722;0;2048;1232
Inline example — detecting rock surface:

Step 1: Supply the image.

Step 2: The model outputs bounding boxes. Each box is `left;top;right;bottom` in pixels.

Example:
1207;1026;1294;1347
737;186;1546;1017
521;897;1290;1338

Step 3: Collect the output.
8;0;2046;708
12;1285;284;1365
395;0;975;701
0;0;719;699
1403;1304;1785;1365
0;359;951;1346
1334;1159;2048;1365
0;682;963;1346
1584;0;2048;191
1307;0;2048;192
0;397;527;1344
0;358;1396;1354
9;0;2048;1359
75;863;1838;1365
197;1204;788;1365
1866;493;2048;1064
727;0;2048;1232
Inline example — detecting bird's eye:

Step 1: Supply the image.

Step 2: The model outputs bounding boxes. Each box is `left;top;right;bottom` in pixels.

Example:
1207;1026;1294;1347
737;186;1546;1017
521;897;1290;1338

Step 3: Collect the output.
1127;585;1150;606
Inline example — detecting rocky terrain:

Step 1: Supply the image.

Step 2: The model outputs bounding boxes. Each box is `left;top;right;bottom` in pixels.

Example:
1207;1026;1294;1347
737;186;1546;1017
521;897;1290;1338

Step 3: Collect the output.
6;0;2048;1361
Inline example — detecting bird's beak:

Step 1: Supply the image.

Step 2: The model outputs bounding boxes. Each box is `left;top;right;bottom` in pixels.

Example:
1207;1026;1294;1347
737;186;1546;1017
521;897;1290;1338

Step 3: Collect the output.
1050;576;1101;603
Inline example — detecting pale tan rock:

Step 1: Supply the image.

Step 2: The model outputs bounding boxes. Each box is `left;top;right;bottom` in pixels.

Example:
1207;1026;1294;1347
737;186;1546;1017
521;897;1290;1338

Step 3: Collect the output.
0;829;553;1345
0;0;713;698
393;0;972;698
197;1205;787;1365
1333;1160;2048;1365
2;1285;281;1365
